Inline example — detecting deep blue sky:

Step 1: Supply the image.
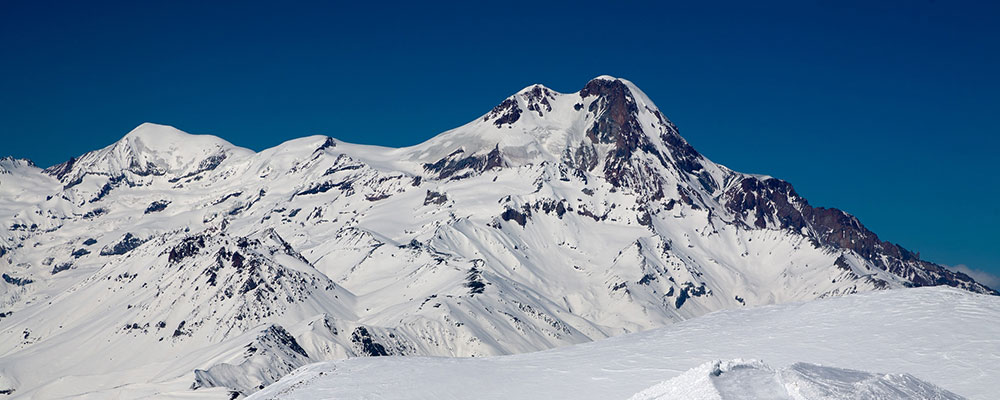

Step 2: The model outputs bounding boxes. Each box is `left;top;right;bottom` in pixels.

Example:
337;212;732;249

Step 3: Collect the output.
2;1;998;281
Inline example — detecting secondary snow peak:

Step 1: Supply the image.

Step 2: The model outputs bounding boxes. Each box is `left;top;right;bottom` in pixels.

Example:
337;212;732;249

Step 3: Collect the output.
41;122;253;195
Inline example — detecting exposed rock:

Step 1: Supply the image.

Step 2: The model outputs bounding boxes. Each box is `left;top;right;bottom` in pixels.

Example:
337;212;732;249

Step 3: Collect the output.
99;233;147;256
144;200;170;214
351;327;389;356
484;98;521;127
423;190;448;205
501;205;531;227
2;273;32;286
423;145;506;180
51;262;72;274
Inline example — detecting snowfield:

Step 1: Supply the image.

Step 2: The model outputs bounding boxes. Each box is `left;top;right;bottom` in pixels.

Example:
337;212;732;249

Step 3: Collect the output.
628;359;963;400
0;76;995;398
251;287;998;400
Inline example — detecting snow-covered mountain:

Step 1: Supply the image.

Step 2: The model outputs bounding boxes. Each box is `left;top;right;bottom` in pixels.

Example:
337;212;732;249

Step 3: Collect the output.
251;287;1000;400
0;76;994;398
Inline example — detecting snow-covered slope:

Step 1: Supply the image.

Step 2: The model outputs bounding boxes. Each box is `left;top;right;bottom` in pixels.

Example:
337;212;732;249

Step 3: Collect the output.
0;76;994;398
628;359;963;400
251;287;999;400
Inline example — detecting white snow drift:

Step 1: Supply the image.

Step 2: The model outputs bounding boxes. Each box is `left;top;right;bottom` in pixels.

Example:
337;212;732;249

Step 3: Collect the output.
251;287;998;400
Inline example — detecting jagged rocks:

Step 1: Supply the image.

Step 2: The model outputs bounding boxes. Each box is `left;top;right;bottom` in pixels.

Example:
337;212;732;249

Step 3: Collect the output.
191;324;313;396
466;261;487;295
99;233;147;256
485;98;521;127
423;146;506;180
51;262;72;274
424;190;448;205
674;282;709;309
169;152;229;182
82;208;107;219
501;206;531;227
295;180;350;197
2;274;32;286
260;325;308;358
170;234;207;263
172;321;189;337
144;200;170;214
42;156;76;180
521;85;555;117
351;327;389;356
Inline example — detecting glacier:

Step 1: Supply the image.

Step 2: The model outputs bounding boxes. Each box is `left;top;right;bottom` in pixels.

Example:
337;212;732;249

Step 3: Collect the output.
0;76;994;398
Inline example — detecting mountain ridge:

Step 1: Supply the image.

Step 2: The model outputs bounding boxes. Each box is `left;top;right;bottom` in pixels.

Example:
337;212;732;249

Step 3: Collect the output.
0;76;994;398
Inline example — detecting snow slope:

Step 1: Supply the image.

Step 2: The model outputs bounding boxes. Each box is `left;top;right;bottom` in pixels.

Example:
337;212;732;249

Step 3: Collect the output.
0;76;995;398
251;287;998;400
628;359;963;400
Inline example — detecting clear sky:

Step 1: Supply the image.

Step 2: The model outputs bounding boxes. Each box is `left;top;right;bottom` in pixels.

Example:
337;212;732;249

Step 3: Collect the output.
2;1;998;282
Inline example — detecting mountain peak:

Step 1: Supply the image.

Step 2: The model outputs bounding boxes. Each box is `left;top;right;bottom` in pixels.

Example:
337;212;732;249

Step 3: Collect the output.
0;156;36;169
122;122;191;142
589;74;621;82
409;76;685;186
44;123;252;184
516;83;555;95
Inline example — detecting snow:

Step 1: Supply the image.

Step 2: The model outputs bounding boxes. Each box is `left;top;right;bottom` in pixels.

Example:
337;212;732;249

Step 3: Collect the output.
0;76;994;398
251;287;998;400
629;359;963;400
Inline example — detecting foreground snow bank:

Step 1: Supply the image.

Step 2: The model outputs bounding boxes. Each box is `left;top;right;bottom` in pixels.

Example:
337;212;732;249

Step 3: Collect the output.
250;287;1000;400
629;359;963;400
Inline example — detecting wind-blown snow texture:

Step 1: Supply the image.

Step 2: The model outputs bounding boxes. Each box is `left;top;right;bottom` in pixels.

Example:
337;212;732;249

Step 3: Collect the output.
0;76;995;398
252;287;997;400
628;359;963;400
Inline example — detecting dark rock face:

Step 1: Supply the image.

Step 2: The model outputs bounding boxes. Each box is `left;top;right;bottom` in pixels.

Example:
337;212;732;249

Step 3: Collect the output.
144;200;170;214
351;327;389;356
317;136;337;151
260;325;308;358
42;156;76;180
169;153;228;183
521;85;555;117
423;146;506;180
127;160;166;177
579;78;671;198
90;175;132;203
724;178;808;230
197;153;227;173
484;98;521;127
83;208;107;219
581;79;644;148
466;261;487;295
723;176;998;295
674;282;708;309
51;262;72;274
564;141;599;172
172;321;189;337
100;233;147;256
500;205;531;227
295;180;351;197
2;273;33;286
170;234;207;264
423;190;448;205
580;79;649;185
